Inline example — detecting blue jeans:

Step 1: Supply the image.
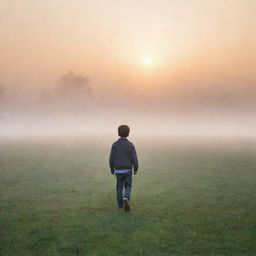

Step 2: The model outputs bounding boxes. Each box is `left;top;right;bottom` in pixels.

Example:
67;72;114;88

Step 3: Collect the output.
115;171;132;207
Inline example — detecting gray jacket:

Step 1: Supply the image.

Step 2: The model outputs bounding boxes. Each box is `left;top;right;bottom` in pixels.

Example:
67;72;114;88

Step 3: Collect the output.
109;138;139;173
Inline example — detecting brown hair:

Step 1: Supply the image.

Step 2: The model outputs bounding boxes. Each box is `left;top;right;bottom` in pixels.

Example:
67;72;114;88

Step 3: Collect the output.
118;125;130;137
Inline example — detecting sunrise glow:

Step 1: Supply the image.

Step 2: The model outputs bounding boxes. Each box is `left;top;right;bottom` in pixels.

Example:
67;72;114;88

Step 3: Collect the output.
143;57;152;65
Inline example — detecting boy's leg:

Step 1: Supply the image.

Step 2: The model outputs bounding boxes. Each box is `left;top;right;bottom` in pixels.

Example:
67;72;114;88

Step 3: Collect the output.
124;171;132;200
116;173;124;208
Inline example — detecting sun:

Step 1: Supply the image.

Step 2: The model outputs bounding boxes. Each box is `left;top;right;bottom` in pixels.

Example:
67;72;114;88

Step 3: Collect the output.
144;57;152;65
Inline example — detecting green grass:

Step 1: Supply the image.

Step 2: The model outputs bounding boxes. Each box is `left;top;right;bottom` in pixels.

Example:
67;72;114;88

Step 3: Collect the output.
0;136;256;255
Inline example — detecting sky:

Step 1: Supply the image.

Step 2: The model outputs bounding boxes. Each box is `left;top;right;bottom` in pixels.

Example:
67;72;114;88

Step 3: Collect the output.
0;0;255;136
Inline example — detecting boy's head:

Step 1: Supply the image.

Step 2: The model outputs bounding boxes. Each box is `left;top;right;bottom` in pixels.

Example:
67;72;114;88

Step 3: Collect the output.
118;125;130;138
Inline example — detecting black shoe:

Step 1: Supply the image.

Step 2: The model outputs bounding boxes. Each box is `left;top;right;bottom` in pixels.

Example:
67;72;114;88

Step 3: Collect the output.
123;198;130;212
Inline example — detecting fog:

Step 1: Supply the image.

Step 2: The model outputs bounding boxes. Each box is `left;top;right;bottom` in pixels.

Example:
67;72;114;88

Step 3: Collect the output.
1;70;256;138
0;0;255;138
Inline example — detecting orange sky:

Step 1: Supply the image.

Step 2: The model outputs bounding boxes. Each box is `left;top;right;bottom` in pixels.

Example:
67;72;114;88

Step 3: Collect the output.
0;0;256;136
0;0;255;99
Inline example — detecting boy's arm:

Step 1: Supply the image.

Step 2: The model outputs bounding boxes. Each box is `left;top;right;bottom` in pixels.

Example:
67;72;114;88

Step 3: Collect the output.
131;145;139;174
109;144;115;174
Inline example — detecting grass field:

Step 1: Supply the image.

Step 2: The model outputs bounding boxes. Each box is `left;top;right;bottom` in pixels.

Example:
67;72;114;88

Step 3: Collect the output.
0;136;256;256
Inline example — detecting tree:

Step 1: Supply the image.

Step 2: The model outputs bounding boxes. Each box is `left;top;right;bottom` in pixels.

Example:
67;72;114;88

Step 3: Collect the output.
56;71;92;99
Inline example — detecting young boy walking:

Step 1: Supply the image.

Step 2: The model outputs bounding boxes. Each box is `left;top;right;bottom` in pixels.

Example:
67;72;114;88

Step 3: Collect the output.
109;125;139;211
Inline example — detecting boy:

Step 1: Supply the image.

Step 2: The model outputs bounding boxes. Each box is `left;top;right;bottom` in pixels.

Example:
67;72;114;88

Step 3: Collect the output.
109;125;139;211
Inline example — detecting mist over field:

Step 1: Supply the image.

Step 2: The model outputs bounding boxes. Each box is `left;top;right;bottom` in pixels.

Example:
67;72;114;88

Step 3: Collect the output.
1;2;256;255
1;72;256;137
